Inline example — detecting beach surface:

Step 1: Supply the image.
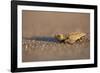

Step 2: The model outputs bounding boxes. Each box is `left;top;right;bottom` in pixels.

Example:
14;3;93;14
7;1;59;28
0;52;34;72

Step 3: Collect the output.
22;10;90;62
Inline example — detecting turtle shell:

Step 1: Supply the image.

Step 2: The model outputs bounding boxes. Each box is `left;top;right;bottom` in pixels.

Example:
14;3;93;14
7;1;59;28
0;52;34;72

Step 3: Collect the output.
66;32;86;44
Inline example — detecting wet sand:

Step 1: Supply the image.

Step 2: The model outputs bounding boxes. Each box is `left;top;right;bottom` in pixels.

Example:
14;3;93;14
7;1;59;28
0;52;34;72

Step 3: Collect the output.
22;10;90;62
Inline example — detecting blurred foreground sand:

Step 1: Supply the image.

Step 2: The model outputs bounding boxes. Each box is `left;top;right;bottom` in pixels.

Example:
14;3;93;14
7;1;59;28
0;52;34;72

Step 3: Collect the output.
22;37;90;62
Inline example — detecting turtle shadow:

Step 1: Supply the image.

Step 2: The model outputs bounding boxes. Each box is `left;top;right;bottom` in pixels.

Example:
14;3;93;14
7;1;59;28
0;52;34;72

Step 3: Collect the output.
23;36;59;43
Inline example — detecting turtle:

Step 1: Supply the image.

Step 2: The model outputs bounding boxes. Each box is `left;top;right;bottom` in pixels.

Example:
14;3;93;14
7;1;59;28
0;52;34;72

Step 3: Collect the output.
55;32;86;44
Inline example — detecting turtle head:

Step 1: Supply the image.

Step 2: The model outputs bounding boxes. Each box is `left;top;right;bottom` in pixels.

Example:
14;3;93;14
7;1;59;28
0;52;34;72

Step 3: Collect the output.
55;34;66;41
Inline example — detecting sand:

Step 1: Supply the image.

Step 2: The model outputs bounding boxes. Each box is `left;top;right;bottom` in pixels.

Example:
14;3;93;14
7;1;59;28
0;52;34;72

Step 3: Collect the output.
22;10;90;62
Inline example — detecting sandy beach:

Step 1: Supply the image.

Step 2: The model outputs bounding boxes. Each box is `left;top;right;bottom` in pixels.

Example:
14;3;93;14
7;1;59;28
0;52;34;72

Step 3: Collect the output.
22;10;90;62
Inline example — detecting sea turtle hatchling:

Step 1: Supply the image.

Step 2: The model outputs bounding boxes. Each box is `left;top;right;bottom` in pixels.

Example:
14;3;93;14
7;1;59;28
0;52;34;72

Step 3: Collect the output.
55;32;86;44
